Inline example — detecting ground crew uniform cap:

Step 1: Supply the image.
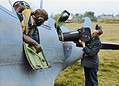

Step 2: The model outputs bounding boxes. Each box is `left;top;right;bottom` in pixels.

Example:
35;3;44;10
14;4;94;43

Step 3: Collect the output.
94;25;103;35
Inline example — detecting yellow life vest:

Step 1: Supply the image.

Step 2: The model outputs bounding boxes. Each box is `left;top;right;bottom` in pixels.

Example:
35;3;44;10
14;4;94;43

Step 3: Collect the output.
22;8;32;34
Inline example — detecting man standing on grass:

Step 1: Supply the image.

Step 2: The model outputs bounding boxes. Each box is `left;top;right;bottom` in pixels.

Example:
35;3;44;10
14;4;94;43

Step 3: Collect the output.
79;25;103;86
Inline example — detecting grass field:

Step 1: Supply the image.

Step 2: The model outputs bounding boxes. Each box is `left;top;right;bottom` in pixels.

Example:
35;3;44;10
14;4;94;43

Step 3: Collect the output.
55;23;119;86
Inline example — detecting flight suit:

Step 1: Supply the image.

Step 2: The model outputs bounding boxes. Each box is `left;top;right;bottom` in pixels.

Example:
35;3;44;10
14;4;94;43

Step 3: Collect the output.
22;9;40;43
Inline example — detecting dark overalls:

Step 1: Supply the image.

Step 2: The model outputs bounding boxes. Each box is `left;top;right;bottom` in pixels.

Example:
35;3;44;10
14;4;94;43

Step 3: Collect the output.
81;37;102;86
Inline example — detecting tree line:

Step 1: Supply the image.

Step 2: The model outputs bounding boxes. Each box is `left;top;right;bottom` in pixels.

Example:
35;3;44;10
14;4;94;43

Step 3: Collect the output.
53;11;97;23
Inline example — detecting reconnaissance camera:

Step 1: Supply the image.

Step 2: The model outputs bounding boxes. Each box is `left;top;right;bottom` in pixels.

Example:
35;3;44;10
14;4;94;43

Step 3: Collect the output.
55;10;91;46
63;27;91;46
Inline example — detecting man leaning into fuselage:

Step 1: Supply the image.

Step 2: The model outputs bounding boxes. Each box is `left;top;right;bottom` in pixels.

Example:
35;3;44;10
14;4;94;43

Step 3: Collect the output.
13;1;48;53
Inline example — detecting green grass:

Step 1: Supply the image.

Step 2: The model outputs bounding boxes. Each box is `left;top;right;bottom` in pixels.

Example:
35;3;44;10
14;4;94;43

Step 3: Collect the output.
55;23;119;86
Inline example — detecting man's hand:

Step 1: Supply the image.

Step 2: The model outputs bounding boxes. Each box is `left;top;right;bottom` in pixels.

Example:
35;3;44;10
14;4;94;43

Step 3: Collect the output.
79;40;85;47
33;44;42;53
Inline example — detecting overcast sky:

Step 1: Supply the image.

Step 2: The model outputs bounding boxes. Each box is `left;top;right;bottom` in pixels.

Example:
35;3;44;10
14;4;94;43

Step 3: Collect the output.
43;0;119;16
1;0;119;16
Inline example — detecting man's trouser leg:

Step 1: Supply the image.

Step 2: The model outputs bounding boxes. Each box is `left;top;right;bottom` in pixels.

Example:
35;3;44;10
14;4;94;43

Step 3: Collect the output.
84;66;98;86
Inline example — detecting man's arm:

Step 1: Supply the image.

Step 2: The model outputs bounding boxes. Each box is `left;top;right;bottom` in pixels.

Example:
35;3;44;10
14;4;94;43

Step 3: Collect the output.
83;42;102;57
23;34;42;53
